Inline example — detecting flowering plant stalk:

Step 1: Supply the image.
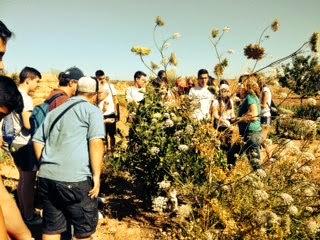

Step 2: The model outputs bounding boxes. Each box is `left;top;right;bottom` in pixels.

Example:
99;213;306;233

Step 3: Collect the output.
243;19;280;73
131;16;180;78
209;27;232;79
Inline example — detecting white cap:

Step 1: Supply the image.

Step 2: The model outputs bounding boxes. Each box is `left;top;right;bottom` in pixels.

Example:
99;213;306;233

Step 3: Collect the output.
77;77;98;93
219;83;230;91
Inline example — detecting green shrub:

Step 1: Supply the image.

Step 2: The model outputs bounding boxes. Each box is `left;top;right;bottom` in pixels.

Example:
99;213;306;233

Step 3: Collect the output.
112;87;223;196
294;105;320;121
275;117;318;140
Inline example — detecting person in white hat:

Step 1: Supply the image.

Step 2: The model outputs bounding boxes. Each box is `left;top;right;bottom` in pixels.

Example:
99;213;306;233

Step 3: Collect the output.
211;81;235;130
32;76;105;240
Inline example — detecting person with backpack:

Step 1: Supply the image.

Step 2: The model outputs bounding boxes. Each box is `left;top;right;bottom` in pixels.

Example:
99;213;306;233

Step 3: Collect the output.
32;76;105;240
47;67;85;111
29;67;84;137
2;67;42;225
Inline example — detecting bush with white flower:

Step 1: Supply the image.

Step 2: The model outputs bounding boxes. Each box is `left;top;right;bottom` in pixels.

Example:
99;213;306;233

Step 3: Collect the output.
110;16;320;240
112;87;224;196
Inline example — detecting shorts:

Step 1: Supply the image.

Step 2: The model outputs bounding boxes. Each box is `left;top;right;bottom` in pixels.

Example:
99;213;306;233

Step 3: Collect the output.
104;114;117;136
11;144;38;171
38;177;98;238
261;116;271;125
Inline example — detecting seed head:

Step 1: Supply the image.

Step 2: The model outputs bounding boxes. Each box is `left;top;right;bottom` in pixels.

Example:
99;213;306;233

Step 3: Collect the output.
151;61;159;70
310;32;320;53
271;19;280;32
155;16;165;27
169;53;178;66
244;44;265;60
211;29;220;39
214;63;224;79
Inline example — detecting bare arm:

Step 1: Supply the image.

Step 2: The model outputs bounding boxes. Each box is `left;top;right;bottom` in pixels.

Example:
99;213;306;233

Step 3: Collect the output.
261;91;270;109
21;111;31;130
238;104;259;123
88;138;104;198
0;176;32;240
0;206;8;240
211;104;220;123
33;141;44;161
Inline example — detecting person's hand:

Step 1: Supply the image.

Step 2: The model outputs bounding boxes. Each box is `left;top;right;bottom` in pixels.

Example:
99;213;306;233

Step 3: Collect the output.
104;118;115;123
88;176;100;199
230;118;237;124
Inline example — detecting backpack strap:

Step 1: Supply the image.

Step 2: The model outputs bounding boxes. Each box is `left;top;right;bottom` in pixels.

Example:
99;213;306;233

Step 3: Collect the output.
46;100;86;139
45;92;65;104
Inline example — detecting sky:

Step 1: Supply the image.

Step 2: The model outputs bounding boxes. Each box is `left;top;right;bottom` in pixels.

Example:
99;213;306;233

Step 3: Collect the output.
1;0;319;80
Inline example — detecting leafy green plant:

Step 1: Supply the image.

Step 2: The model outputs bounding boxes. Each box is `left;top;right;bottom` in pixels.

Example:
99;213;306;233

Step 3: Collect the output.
112;87;223;196
275;117;318;140
279;55;320;105
294;105;320;121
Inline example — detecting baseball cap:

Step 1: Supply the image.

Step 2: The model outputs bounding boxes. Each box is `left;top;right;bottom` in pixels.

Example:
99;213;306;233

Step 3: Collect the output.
59;67;84;81
78;76;99;93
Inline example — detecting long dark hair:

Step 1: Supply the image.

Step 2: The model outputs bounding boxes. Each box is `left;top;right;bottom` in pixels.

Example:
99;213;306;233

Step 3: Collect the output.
217;93;233;113
0;75;24;113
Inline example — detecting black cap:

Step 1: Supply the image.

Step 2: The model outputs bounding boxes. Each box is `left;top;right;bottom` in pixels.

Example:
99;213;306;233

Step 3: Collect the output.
60;67;84;81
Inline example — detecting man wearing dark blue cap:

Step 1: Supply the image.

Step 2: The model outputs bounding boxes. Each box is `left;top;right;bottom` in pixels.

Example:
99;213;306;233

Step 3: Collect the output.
45;67;84;111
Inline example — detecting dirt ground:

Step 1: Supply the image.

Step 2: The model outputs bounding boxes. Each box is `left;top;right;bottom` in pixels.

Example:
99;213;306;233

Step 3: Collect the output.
0;158;157;240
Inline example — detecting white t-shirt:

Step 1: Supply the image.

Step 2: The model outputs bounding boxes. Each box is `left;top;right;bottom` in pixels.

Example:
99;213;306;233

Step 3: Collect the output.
189;86;215;120
126;86;145;103
12;88;33;145
261;86;272;117
99;83;117;116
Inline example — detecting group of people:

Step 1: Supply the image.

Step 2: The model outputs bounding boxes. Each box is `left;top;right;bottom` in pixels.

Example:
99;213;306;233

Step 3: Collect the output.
0;19;273;240
124;68;273;171
0;20;112;240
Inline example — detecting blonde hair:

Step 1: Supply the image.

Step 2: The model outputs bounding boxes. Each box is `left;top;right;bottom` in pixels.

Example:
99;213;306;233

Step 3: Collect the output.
242;74;261;97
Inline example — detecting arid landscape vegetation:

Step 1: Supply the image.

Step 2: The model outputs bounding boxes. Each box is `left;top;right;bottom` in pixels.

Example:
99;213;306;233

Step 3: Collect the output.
1;10;320;240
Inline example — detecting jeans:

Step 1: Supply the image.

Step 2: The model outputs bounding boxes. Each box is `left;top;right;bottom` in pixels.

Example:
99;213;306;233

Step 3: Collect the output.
228;132;262;170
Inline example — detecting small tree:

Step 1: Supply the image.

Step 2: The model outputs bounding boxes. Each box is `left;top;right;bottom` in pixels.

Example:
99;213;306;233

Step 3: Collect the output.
279;55;320;104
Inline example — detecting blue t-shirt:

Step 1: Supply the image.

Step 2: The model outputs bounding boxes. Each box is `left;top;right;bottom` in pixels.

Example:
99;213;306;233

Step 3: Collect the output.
32;96;105;182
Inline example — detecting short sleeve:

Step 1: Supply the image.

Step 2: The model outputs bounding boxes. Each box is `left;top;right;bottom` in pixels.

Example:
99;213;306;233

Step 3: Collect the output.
247;95;258;106
212;99;219;108
188;88;195;97
22;94;33;112
87;107;105;140
110;84;117;96
32;120;46;144
126;88;132;102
